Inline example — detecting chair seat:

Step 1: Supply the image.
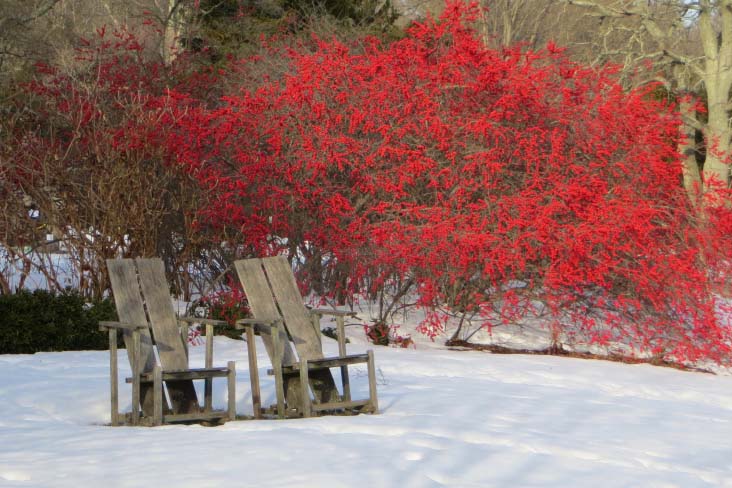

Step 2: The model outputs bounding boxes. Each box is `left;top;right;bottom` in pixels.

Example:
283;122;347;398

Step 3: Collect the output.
311;398;372;412
127;366;232;383
272;354;369;375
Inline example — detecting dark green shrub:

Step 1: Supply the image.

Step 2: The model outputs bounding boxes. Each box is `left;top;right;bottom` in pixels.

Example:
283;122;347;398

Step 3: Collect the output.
0;289;118;354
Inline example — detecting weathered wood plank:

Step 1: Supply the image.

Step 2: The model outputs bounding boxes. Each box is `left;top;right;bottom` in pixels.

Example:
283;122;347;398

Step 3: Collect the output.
131;328;141;426
278;354;369;372
227;361;236;421
261;256;340;404
178;317;230;326
163;410;231;423
299;357;311;418
108;328;119;427
135;258;199;415
106;259;157;415
336;315;351;402
234;260;297;364
129;367;230;382
261;256;324;361
205;324;214;412
311;308;357;317
153;365;163;426
272;322;285;419
245;326;262;419
99;320;148;330
367;349;378;414
311;399;370;412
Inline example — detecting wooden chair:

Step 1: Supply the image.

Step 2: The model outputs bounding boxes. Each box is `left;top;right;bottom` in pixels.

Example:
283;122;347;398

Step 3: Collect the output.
100;258;238;426
234;256;378;418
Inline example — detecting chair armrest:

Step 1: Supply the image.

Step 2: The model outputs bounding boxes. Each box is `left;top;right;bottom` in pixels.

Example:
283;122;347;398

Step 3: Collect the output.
272;353;369;374
179;317;231;327
234;318;282;331
99;321;147;332
310;308;357;318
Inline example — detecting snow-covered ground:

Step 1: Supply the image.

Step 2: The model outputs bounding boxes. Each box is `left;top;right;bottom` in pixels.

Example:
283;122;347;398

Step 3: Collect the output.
2;329;732;487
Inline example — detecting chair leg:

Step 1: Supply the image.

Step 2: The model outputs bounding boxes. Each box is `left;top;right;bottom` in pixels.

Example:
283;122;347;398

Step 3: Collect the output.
367;350;379;414
204;325;214;412
272;323;286;419
246;327;262;419
227;361;236;421
109;329;119;426
336;316;351;402
131;329;141;426
299;358;311;418
153;365;163;426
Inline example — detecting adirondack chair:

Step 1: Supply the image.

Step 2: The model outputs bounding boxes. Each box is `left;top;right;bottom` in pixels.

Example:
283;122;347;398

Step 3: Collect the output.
234;256;378;418
100;258;237;426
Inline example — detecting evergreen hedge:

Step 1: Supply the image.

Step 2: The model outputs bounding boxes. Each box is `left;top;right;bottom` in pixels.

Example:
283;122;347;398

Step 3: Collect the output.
0;290;117;354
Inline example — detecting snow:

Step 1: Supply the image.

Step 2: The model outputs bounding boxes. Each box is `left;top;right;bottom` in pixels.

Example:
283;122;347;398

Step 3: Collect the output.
3;332;732;487
0;250;76;292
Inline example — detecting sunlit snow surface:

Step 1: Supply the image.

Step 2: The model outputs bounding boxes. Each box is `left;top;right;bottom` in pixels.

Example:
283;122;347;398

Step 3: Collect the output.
2;332;732;487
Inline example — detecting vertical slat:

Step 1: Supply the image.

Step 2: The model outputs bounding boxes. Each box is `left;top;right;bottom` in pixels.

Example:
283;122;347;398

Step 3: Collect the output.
272;322;285;419
204;324;213;412
310;313;322;350
299;358;311;418
336;316;351;402
205;324;214;368
108;328;119;427
153;365;163;426
335;316;347;357
131;329;141;426
246;327;262;419
227;361;236;421
367;350;378;414
181;321;189;362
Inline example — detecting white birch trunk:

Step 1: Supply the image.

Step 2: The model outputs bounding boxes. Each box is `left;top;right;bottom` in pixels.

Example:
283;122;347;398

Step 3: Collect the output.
699;0;732;191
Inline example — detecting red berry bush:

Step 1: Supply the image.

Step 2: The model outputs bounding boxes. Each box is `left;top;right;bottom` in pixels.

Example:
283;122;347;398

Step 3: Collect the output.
170;2;732;363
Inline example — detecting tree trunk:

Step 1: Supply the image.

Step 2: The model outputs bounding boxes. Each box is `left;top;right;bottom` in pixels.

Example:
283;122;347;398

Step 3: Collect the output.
159;0;188;65
679;98;703;202
699;0;732;192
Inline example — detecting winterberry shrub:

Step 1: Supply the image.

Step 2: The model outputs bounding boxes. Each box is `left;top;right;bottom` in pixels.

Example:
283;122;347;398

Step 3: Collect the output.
169;2;731;363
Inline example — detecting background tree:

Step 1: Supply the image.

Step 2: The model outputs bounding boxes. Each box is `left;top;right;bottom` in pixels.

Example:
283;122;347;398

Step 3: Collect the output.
477;1;729;201
0;1;61;87
478;0;561;49
0;27;222;298
552;0;732;200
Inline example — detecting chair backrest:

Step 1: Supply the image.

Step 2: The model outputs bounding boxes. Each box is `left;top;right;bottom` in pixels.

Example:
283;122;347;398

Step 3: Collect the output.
260;256;324;361
135;259;188;371
107;258;198;414
107;259;156;374
234;258;298;366
235;257;325;362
